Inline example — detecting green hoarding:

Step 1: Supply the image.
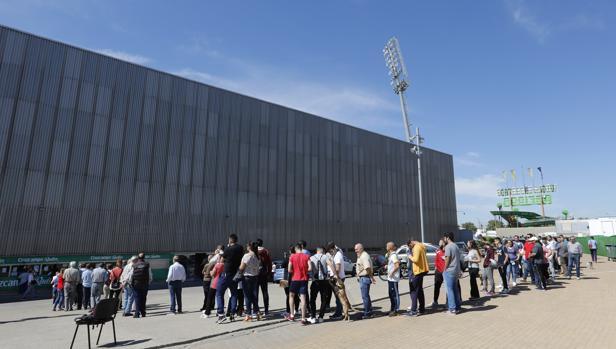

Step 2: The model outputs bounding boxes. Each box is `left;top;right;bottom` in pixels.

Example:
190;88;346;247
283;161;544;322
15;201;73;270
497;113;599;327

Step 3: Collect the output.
503;194;552;207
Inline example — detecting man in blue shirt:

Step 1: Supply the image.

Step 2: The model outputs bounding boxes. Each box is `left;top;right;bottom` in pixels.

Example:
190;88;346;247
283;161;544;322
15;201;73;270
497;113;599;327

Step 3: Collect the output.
588;237;598;263
81;264;93;309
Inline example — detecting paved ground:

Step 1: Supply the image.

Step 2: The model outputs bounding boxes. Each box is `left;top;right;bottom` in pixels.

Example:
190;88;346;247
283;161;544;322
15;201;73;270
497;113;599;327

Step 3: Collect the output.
0;257;612;349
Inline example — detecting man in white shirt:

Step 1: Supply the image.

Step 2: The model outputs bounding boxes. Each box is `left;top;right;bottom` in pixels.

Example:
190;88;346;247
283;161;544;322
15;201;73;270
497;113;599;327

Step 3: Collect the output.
166;255;187;314
326;242;346;320
385;242;400;316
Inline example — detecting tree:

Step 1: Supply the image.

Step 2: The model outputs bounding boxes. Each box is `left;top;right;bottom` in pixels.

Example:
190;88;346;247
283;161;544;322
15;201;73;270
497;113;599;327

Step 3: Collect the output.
487;219;504;230
562;209;569;220
461;222;477;232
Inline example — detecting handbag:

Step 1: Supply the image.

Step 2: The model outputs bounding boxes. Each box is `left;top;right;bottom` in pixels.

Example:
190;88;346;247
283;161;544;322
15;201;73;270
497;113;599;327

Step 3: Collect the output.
232;270;244;282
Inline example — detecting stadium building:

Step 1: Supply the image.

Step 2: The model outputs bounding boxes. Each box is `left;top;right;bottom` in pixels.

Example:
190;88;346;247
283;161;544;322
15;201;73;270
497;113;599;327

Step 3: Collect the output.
0;25;457;288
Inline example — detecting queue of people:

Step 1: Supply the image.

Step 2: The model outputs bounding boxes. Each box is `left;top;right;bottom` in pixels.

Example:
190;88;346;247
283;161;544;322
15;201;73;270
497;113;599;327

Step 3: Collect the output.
46;232;589;323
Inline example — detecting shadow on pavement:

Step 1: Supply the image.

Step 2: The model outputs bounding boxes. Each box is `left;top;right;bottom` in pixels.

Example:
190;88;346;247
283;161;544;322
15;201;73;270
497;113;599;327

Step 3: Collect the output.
99;338;152;347
459;305;498;313
0;312;77;325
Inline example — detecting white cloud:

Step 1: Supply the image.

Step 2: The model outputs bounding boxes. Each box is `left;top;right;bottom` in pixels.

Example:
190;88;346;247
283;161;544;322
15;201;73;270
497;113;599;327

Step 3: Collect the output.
172;49;400;133
94;48;151;65
454;151;485;168
455;174;504;199
506;0;551;43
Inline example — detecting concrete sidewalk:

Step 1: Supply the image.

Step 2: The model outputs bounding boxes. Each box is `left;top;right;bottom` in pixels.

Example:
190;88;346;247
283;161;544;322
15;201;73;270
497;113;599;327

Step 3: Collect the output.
0;258;611;349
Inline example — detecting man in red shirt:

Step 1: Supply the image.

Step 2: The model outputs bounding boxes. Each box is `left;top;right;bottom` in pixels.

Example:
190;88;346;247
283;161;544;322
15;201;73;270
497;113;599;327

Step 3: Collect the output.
287;244;312;325
432;239;446;308
523;234;536;284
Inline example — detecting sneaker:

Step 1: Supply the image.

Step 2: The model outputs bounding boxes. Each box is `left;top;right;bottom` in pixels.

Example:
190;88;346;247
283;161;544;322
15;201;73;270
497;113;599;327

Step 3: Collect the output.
388;311;399;317
308;317;316;324
406;305;413;311
405;311;419;317
447;310;457;316
200;313;209;319
216;315;228;324
430;302;438;308
329;314;342;321
317;317;324;323
576;277;581;280
512;282;517;287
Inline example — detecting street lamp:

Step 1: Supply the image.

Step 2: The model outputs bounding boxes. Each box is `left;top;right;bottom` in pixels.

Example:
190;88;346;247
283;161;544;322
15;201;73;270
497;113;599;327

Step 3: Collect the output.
383;36;425;243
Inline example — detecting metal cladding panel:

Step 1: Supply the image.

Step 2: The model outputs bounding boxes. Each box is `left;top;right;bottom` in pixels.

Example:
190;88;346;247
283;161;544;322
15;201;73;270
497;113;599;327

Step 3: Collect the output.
0;25;457;258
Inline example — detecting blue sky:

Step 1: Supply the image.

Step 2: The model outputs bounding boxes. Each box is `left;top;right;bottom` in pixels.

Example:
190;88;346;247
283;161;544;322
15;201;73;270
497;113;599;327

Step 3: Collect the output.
1;0;614;226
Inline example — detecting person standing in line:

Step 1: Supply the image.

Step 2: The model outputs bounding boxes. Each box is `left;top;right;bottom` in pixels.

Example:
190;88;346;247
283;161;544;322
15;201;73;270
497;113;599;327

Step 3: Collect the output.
557;235;569;275
588;236;598;263
308;246;332;323
385;242;401;316
282;245;299;318
52;269;65;311
523;234;536;283
494;238;509;294
166;255;186;314
505;240;519;287
354;243;375;320
203;255;224;318
431;239;446;308
199;247;220;313
81;264;93;309
75;264;85;310
407;239;429;316
216;234;244;324
529;237;547;290
443;232;462;315
465;240;481;300
542;237;556;282
120;256;136;317
567;237;583;280
239;242;261;321
131;252;152;318
513;235;525;278
109;259;124;305
91;263;108;307
286;243;312;325
255;239;272;317
51;271;59;306
481;243;496;296
63;262;81;311
326;242;346;320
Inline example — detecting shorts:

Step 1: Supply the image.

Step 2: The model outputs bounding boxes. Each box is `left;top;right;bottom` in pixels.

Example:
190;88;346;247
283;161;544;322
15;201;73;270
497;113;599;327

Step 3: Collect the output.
289;280;308;295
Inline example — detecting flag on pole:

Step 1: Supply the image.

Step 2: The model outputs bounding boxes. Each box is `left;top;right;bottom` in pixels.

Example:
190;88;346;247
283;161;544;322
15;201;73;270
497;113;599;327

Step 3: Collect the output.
537;166;544;180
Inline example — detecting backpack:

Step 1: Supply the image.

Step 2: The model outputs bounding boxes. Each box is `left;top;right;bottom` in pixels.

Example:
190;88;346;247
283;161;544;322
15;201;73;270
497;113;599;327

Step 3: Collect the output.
131;261;149;284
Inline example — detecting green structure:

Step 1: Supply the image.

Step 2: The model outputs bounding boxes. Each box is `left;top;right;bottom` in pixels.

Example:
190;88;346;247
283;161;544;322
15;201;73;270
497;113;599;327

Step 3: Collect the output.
490;210;555;227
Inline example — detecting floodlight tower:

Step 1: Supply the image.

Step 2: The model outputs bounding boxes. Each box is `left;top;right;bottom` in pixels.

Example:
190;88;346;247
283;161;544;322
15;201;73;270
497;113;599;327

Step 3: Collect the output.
383;37;425;243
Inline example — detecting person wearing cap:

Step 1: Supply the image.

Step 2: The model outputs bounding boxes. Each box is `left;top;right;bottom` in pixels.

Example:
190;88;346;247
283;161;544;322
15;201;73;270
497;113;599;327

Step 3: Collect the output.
523;234;536;283
528;237;547;290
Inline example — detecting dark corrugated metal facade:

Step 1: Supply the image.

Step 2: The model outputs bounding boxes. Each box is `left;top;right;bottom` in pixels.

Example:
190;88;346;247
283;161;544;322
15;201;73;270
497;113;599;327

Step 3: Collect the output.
0;25;457;258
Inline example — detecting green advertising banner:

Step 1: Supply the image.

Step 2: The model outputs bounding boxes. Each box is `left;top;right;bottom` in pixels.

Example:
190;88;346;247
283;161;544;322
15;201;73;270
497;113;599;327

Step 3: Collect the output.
503;194;552;207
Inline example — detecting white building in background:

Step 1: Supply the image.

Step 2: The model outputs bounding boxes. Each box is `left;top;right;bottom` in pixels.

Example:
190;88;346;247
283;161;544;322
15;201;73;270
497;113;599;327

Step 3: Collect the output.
556;218;616;237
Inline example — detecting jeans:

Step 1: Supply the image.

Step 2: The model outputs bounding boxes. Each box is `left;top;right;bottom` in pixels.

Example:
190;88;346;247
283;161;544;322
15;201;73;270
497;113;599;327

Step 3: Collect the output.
359;277;372;316
482;266;495;293
310;280;332;318
91;282;104;307
123;285;134;315
523;259;535;282
468;268;480;298
506;263;518;285
53;288;64;309
132;284;148;317
83;287;92;309
590;249;597;263
216;273;238;316
242;276;259;316
168;280;183;312
330;278;345;316
443;270;461;312
433;271;443;303
258;275;270;313
568;254;581;278
497;265;508;290
534;263;548;289
387;281;400;312
409;272;426;312
548;257;556;280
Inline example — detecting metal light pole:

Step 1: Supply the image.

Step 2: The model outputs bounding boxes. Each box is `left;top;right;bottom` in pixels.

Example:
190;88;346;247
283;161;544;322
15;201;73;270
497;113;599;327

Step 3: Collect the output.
383;37;425;243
